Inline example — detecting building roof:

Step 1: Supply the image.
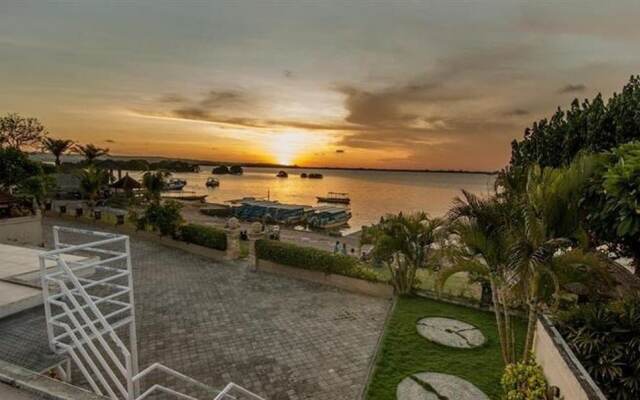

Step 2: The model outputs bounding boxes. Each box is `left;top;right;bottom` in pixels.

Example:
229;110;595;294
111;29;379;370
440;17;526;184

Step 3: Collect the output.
111;174;141;190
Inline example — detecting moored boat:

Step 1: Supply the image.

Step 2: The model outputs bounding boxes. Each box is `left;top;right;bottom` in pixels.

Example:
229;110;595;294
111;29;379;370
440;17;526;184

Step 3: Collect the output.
164;178;187;191
276;170;288;178
206;177;220;187
308;173;323;179
316;192;350;204
300;173;308;178
307;206;352;229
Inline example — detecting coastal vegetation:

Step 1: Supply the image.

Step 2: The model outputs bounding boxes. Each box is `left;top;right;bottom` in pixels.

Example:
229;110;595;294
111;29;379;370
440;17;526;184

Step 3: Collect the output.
556;296;640;400
255;239;379;282
362;212;445;295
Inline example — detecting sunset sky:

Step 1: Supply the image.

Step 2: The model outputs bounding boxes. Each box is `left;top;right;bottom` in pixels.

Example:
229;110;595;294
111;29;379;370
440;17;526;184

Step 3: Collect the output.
1;1;639;170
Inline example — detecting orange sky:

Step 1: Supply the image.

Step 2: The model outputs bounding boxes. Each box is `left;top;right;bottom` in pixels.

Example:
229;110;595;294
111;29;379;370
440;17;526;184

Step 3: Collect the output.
1;1;639;170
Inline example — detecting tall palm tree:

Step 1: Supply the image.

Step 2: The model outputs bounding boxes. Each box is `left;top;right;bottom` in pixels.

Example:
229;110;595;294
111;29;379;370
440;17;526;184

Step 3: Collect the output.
41;137;74;167
509;160;604;360
75;144;109;164
439;191;519;364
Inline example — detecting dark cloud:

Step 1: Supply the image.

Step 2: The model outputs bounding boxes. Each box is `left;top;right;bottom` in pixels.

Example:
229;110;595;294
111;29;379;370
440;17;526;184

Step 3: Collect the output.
336;149;345;153
558;84;586;94
104;139;115;143
158;93;187;103
504;108;530;116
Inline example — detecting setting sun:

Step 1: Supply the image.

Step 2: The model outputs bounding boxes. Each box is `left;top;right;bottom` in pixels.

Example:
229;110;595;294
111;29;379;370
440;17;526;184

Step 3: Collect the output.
265;131;328;165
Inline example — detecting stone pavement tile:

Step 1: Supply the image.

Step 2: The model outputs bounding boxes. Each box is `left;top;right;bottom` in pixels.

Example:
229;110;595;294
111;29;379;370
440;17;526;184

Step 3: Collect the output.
44;220;390;400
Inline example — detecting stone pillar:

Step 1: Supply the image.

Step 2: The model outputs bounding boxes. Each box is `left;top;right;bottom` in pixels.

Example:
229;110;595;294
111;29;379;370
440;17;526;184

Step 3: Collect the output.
224;217;241;260
247;222;264;271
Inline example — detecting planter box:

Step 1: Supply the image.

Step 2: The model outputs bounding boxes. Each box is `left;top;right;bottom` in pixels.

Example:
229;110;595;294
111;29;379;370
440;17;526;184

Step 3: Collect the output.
256;259;393;299
534;315;607;400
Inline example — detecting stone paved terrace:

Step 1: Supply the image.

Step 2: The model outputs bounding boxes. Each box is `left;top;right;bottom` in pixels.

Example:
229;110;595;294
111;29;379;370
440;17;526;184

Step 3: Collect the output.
43;219;391;400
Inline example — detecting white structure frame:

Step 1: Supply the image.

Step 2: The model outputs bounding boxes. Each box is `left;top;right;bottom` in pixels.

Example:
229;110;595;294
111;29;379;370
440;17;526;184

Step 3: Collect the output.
40;226;265;400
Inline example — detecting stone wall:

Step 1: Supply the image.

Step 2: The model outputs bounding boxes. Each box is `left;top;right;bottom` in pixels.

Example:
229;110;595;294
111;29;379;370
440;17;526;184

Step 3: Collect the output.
533;315;607;400
256;259;394;298
0;214;43;246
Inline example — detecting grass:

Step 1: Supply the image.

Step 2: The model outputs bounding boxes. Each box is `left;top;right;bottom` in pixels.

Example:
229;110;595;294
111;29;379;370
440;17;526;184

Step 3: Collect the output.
366;296;525;400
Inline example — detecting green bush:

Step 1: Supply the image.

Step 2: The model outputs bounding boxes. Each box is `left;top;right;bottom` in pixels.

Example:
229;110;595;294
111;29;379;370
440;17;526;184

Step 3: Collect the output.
255;239;379;282
137;201;183;236
501;357;548;400
556;297;640;400
179;224;227;251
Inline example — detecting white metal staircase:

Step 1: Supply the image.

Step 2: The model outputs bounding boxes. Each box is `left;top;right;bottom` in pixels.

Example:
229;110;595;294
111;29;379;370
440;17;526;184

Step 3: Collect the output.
39;226;265;400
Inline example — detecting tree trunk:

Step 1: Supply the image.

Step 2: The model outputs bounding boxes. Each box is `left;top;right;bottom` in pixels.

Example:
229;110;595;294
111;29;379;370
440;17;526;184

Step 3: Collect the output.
489;278;509;365
480;281;492;307
523;304;538;362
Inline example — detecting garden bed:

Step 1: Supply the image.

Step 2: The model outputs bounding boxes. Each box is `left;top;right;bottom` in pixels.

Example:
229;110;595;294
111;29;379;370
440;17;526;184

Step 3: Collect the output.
365;296;526;400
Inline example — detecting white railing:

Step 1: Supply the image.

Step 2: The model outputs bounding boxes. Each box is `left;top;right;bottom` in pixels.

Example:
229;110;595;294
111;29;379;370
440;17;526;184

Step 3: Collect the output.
40;226;265;400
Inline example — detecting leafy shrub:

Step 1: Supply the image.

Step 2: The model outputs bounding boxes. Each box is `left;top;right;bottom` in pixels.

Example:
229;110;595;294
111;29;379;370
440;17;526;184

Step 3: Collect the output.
556;297;640;400
501;357;548;400
255;239;380;282
179;224;227;251
137;200;183;236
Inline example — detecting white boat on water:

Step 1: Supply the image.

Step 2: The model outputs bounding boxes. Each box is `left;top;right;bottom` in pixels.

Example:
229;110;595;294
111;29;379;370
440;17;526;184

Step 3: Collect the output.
206;177;220;187
165;178;187;191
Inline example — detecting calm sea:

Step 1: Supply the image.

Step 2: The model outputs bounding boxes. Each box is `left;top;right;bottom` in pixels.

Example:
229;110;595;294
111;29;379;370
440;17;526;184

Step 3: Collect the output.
132;167;496;234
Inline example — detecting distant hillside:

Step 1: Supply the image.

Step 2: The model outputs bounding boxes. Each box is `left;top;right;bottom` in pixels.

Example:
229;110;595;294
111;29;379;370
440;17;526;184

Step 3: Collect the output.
28;152;497;175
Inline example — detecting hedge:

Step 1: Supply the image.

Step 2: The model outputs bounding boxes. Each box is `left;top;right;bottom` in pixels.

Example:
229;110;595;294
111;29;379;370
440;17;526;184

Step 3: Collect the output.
255;239;379;282
179;224;227;251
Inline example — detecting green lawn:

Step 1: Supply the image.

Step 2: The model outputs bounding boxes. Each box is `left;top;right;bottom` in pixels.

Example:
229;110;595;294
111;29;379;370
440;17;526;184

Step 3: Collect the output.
366;296;525;400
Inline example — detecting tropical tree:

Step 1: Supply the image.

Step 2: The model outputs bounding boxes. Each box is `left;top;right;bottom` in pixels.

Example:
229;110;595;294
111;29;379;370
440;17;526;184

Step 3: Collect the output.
510;75;640;170
78;166;108;208
41;137;74;167
75;144;109;164
15;175;55;208
363;212;445;295
508;161;606;360
0;147;43;189
142;170;171;203
438;191;520;364
584;142;640;275
0;113;47;150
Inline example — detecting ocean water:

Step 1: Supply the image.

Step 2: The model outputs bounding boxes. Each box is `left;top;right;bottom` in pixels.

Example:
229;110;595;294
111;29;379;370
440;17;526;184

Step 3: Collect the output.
131;167;496;233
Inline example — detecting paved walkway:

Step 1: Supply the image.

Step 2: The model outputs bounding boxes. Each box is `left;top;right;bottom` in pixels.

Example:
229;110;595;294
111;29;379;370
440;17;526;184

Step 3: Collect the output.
44;219;390;400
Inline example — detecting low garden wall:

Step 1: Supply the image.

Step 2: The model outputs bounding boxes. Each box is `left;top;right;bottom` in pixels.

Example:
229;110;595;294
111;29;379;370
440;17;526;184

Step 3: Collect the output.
533;315;607;400
256;259;393;298
255;240;393;298
0;214;43;246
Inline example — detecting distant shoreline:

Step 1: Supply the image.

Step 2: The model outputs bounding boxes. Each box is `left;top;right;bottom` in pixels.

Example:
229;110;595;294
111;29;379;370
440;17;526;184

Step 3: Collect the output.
29;152;498;175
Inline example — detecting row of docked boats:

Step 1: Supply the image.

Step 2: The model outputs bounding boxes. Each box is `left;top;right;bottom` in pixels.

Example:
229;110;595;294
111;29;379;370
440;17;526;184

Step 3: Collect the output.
228;197;352;229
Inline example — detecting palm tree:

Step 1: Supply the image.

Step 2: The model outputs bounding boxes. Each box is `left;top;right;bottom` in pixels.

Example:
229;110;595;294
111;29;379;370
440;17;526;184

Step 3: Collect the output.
142;170;171;204
75;144;109;164
41;137;74;167
78;166;108;208
363;212;445;295
509;161;604;361
439;191;519;364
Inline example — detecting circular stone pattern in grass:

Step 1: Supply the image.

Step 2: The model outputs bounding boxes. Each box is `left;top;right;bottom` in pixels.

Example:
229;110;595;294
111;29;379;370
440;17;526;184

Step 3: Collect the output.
416;317;485;348
397;372;489;400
